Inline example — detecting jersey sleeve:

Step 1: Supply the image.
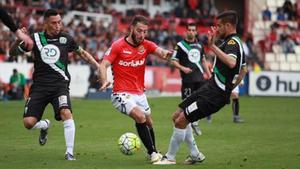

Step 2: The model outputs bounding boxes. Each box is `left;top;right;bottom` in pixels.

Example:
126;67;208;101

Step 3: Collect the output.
224;39;240;60
171;44;180;61
103;42;119;64
0;8;18;32
67;35;80;52
241;51;246;67
146;40;158;54
200;43;206;61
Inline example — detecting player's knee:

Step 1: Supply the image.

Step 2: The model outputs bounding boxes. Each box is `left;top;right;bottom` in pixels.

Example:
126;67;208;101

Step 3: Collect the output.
174;119;186;129
134;113;146;123
231;92;239;99
172;112;180;122
145;117;153;128
174;120;185;129
23;117;37;129
60;108;73;121
172;108;184;124
130;107;146;123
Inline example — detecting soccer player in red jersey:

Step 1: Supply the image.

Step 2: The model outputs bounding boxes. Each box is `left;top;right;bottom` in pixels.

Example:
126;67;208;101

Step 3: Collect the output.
99;15;172;163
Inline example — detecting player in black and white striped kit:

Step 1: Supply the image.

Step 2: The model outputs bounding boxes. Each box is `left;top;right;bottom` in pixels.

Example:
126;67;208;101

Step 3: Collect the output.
155;10;247;165
171;22;212;136
10;9;101;161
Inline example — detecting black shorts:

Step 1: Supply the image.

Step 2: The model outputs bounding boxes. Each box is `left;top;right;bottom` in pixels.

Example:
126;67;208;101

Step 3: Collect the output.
179;80;230;123
23;84;72;121
181;81;206;100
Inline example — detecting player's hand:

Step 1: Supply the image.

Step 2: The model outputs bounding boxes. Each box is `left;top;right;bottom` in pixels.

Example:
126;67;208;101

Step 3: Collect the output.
203;72;211;80
99;81;111;92
163;50;173;60
15;28;33;50
207;26;217;47
182;67;193;74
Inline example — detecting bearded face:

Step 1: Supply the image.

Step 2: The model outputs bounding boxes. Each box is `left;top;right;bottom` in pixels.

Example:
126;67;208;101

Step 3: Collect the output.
130;22;148;46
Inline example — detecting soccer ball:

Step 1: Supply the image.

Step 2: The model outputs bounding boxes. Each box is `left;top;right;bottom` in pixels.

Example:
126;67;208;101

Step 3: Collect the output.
118;132;141;155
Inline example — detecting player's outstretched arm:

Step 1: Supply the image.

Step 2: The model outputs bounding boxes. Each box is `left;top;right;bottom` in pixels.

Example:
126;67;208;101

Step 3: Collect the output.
207;26;236;68
98;59;111;91
171;60;192;74
76;48;99;69
201;58;212;79
153;47;173;60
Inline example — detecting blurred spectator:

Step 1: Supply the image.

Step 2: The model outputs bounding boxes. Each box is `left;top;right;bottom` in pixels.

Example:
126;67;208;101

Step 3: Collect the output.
280;33;296;54
8;68;26;100
277;7;286;21
0;77;10;100
266;26;278;52
282;0;296;20
243;32;264;69
262;6;272;21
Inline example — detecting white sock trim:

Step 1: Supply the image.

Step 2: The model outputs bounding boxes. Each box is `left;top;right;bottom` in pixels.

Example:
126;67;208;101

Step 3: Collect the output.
31;120;48;130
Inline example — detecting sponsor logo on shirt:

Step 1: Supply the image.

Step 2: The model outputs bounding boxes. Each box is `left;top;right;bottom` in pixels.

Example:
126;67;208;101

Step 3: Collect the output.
118;59;145;67
123;50;132;54
41;44;60;64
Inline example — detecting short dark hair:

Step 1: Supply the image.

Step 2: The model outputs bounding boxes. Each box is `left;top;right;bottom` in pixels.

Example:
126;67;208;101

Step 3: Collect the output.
44;9;59;19
186;22;197;29
217;10;238;26
130;15;149;26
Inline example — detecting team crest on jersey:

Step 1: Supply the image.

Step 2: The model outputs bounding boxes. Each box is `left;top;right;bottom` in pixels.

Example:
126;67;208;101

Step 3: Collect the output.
227;39;236;45
41;44;60;64
138;45;145;54
188;48;201;63
59;37;67;44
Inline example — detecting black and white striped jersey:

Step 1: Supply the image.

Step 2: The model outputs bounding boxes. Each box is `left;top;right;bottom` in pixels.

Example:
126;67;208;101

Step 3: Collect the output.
213;34;246;93
20;31;79;87
171;39;206;83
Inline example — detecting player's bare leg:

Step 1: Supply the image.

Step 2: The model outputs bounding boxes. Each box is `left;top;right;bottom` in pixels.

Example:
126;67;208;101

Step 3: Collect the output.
23;116;51;146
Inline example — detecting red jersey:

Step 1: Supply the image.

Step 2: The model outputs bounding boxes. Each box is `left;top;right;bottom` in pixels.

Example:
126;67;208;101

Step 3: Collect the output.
104;37;158;94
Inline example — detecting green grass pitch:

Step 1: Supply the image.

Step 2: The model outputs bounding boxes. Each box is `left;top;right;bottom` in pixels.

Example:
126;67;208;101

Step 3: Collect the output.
0;96;299;169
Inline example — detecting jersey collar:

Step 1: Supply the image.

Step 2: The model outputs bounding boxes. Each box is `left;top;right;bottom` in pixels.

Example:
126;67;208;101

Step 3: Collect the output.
224;33;238;41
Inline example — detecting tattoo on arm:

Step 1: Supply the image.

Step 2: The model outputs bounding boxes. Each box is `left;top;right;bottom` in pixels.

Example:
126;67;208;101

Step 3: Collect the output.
76;48;99;68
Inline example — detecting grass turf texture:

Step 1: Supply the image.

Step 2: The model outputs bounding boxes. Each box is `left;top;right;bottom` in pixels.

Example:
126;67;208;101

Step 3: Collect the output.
0;96;299;169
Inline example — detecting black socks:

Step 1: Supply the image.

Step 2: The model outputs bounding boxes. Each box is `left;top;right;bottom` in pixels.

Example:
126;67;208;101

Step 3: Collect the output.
232;98;239;116
135;122;156;155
